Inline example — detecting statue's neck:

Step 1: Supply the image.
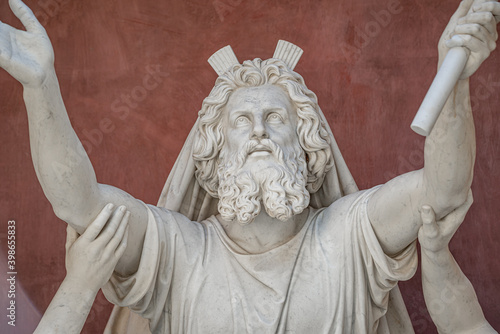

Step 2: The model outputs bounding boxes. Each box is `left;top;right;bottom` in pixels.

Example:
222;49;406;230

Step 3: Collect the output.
217;208;309;254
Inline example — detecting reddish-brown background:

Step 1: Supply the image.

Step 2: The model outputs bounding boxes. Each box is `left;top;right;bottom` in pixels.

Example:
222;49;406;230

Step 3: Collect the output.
1;0;499;333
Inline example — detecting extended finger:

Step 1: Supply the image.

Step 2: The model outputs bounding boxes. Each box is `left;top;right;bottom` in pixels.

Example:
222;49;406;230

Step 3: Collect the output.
455;23;497;50
105;210;130;253
8;0;44;33
114;224;129;259
82;203;115;241
420;205;439;239
95;205;127;245
473;1;500;22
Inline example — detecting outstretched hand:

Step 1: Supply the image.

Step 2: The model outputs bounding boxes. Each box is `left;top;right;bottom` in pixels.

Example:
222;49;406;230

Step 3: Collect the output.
65;204;129;292
0;0;54;87
439;0;500;79
418;191;473;253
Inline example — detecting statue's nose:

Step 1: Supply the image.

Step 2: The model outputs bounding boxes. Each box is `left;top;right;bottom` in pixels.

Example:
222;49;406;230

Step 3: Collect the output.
251;119;268;139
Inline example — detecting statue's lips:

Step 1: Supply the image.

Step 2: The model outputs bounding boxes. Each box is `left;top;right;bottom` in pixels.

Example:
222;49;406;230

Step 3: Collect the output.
248;145;272;156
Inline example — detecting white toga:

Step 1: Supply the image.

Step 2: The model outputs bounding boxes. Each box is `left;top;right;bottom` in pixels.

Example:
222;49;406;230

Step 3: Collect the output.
102;187;417;334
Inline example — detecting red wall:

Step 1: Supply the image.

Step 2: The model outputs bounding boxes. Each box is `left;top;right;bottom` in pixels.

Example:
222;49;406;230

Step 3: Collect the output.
1;0;499;333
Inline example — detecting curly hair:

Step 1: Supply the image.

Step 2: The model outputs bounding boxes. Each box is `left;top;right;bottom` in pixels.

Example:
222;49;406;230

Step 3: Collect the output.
193;58;333;197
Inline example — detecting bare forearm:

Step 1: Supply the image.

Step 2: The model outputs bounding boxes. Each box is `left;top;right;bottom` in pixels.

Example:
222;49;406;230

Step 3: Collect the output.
34;277;98;334
422;248;494;334
369;80;475;255
423;78;475;218
23;69;102;230
22;69;148;274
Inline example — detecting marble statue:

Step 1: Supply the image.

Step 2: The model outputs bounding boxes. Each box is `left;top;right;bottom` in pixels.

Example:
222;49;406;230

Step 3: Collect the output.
0;0;499;332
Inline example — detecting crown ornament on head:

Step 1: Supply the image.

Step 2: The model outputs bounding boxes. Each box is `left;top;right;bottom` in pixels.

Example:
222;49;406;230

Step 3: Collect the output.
208;40;304;76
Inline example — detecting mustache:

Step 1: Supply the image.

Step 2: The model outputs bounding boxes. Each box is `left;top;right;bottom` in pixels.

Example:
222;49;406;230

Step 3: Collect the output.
243;139;283;160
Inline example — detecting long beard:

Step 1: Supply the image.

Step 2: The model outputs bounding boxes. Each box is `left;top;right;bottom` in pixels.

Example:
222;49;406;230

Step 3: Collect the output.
217;139;310;225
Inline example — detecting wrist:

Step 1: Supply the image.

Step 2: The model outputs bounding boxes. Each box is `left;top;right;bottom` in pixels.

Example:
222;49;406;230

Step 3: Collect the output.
421;245;451;263
63;274;102;297
22;67;57;91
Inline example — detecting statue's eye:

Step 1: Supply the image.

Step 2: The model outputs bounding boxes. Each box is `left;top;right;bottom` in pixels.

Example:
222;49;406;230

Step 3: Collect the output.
267;113;283;123
235;116;250;126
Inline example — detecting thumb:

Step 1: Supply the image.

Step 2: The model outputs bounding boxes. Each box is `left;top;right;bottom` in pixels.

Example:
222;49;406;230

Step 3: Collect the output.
421;205;439;238
65;225;79;270
65;225;79;253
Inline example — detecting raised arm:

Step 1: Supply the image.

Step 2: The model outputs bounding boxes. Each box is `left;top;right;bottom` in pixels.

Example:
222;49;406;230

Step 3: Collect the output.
418;195;496;334
0;0;146;275
368;0;500;255
34;204;129;334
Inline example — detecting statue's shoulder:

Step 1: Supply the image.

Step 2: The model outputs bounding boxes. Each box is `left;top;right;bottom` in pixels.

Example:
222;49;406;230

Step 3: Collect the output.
147;204;207;232
322;191;365;217
318;188;379;229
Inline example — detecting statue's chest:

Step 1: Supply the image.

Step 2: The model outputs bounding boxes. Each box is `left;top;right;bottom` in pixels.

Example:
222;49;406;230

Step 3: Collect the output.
167;243;346;333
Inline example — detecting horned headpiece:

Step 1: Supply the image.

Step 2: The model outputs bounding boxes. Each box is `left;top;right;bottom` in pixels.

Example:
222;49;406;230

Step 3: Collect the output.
207;40;304;76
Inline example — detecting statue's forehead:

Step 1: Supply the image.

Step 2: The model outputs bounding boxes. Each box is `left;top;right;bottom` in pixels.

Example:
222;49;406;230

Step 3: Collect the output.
227;85;293;111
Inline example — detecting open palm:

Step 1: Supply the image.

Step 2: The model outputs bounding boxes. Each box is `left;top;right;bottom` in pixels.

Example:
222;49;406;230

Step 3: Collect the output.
0;0;54;87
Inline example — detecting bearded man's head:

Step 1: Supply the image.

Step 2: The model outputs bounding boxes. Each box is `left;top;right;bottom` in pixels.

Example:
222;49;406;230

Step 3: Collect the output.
193;58;333;224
